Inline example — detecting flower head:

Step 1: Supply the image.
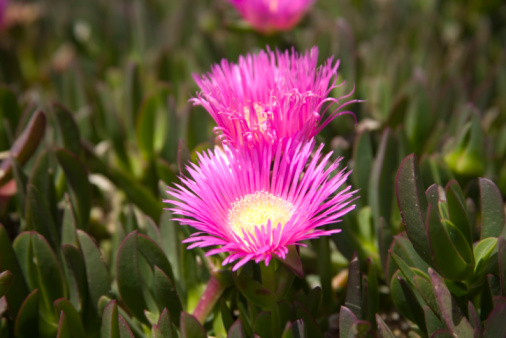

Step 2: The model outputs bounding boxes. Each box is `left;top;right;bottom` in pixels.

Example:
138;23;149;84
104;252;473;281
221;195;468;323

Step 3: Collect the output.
0;0;7;27
191;46;357;150
227;0;314;33
166;139;356;270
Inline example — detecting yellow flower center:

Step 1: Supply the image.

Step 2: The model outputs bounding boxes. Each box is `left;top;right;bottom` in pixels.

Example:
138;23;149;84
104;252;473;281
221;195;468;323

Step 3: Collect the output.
228;191;295;239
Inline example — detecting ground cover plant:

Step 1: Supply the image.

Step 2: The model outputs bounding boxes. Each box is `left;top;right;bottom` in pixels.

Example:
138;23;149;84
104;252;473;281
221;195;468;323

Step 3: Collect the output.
0;0;506;337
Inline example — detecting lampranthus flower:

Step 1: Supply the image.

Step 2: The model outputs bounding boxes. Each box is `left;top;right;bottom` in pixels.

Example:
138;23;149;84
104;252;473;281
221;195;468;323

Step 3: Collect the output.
191;46;357;150
227;0;314;34
166;139;356;271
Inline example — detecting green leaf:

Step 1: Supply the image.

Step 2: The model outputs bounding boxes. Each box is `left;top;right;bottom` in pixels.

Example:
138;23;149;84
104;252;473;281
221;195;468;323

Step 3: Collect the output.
56;148;91;230
304;287;322;319
0;85;21;142
14;289;39;337
233;265;277;308
53;102;82;157
364;259;379;325
57;311;71;338
126;61;143;139
180;312;206;338
352;130;373;203
386;233;430;282
227;319;245;338
369;128;399;228
479;178;505;239
427;204;474;280
137;234;176;287
10;156;29;217
136;94;157;159
31;231;66;317
445;180;473;244
61;244;87;312
0;110;46;186
54;298;86;338
221;299;235;332
275;245;304;278
345;255;362;318
423;306;446;336
154;266;182;327
118;315;135;338
77;230;110;314
429;268;473;336
474;237;498;276
339;306;357;338
25;185;60;252
116;231;148;324
152;308;174;338
0;270;13;297
395;154;432;264
397;276;426;333
413;274;441;319
294;302;322;338
499;237;506;296
0;225;29;317
484;302;506;338
281;320;305;338
375;314;395;338
253;312;271;338
101;300;120;338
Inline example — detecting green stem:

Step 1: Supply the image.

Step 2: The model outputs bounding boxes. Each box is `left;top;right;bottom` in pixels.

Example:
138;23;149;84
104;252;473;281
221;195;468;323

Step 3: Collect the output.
193;274;226;324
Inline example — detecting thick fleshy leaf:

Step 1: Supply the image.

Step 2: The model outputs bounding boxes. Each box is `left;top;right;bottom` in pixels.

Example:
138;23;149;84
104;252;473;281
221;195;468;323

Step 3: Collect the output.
126;61;143;138
364;259;379;325
467;301;482;336
474;237;498;277
101;300;120;338
116;231;148;324
427;203;474;280
227;319;245;338
479;178;505;239
61;244;87;312
31;231;66;316
152;308;174;338
118;315;135;338
352;130;373;204
369;128;398;228
429;268;473;336
137;234;176;286
14;289;39;337
386;233;430;283
53;102;82;156
375;314;395;338
397;276;426;333
0;270;13;297
395;154;432;264
499;237;506;296
221;299;235;332
54;298;86;338
136;94;157;159
154;266;182;327
339;306;357;338
281;320;305;338
294;302;322;338
56;148;91;230
233;266;277;308
345;254;361;318
57;310;71;338
253;312;271;338
483;302;506;338
180;312;206;338
423;305;445;336
10;156;28;217
159;210;181;284
445;180;473;244
25;184;60;252
304;287;322;319
413;274;440;318
275;245;303;278
76;230;110;313
0;110;46;186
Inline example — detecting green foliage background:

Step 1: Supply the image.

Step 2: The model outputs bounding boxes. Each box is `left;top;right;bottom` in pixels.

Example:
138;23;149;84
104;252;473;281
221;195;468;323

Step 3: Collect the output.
0;0;506;337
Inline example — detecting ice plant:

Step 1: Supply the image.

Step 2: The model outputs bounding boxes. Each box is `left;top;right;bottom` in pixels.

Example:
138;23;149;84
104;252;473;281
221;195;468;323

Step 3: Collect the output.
191;46;357;150
227;0;314;33
166;139;356;271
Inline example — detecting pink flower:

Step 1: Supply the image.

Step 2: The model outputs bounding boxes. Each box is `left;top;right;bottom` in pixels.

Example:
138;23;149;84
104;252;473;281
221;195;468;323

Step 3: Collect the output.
0;0;7;27
166;139;356;270
227;0;314;33
191;46;357;150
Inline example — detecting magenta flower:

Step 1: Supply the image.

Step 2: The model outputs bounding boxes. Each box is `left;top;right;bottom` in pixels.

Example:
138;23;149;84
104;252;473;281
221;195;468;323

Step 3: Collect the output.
166;139;356;271
0;0;7;27
191;46;357;150
227;0;314;33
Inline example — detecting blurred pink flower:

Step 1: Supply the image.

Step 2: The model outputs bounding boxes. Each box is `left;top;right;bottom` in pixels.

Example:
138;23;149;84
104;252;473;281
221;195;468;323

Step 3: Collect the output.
227;0;314;33
191;46;357;150
166;139;356;270
0;0;7;27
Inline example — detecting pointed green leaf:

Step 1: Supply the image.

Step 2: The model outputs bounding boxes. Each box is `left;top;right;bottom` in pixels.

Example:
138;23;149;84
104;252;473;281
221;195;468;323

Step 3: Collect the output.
294;302;322;338
101;300;120;338
152;308;174;338
118;315;135;338
116;231;148;324
375;314;395;338
233;266;277;308
26;185;60;252
345;254;361;318
53;102;82;157
57;310;71;338
54;298;86;338
423;306;445;336
154;266;182;327
77;230;110;313
56;148;91;230
221;299;235;332
474;237;498;277
137;234;175;286
479;178;505;239
227;319;245;338
136;94;157;159
180;312;206;338
14;289;39;337
281;320;305;338
339;306;357;338
499;237;506;296
352;130;373;203
396;154;432;264
0;270;13;297
484;302;506;338
253;312;271;338
446;180;473;244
